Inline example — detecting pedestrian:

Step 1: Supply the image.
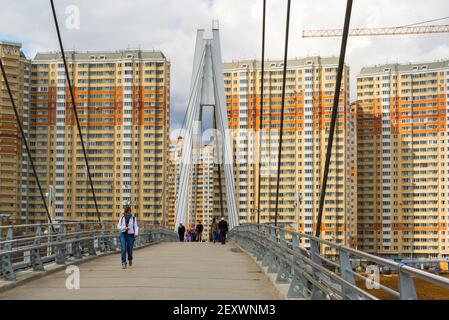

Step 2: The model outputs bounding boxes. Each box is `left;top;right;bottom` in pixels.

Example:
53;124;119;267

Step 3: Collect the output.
195;221;204;242
211;217;219;243
117;205;139;269
218;217;229;245
186;224;195;242
190;224;195;241
186;229;192;242
178;223;186;242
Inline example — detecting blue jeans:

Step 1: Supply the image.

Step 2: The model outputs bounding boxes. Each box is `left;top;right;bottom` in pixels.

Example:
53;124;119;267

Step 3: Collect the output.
213;231;219;242
120;232;135;264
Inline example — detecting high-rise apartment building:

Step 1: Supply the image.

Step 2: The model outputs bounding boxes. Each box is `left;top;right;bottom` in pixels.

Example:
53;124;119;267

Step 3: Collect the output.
356;61;449;259
190;143;215;237
29;50;170;224
168;137;217;238
167;138;183;230
223;57;356;249
0;41;31;222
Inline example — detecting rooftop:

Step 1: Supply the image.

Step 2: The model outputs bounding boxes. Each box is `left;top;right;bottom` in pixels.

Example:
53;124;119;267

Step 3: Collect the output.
358;59;449;76
223;56;343;69
33;49;167;62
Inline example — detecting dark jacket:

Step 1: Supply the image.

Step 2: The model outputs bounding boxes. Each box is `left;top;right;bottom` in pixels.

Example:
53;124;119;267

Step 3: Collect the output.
178;225;185;235
196;224;204;233
218;220;229;233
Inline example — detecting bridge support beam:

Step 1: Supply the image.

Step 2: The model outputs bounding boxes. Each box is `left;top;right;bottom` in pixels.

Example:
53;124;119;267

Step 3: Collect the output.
174;25;239;231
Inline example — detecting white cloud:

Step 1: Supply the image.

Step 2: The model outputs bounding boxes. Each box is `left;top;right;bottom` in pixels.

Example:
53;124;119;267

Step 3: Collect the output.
1;0;449;126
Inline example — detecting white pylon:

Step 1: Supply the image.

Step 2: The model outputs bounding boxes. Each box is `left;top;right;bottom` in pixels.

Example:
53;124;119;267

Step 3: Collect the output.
174;26;239;231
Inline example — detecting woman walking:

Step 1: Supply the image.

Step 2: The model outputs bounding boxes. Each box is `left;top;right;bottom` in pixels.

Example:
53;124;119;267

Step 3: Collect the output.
211;218;219;243
117;205;139;269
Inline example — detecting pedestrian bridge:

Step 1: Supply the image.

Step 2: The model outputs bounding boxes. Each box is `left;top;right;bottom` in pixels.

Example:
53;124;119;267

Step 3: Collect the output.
1;222;449;300
0;242;280;300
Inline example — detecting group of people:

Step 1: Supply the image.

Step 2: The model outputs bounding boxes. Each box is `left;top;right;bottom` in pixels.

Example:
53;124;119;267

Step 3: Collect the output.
116;204;231;269
178;217;229;245
177;221;204;242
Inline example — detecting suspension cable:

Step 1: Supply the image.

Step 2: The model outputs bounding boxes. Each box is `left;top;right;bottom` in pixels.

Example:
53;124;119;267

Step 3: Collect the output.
50;0;101;224
315;0;353;238
0;57;55;232
213;109;225;218
256;0;267;224
273;0;291;227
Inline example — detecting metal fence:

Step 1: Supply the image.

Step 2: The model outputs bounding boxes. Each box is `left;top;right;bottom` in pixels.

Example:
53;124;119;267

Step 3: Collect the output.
228;224;449;300
0;221;178;281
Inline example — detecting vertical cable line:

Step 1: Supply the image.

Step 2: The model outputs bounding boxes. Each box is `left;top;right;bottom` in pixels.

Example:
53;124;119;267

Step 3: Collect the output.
274;0;291;227
50;0;101;223
256;0;267;224
213;110;225;218
0;58;56;232
315;0;353;238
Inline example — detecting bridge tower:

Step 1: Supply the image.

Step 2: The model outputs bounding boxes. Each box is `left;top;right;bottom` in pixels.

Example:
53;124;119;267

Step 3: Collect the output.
174;24;239;231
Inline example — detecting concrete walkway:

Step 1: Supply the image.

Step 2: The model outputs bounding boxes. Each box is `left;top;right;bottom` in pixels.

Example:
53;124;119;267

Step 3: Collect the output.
0;242;281;300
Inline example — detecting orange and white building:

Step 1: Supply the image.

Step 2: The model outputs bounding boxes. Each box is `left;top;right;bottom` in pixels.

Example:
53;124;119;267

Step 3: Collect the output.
29;50;170;224
223;57;357;250
356;61;449;259
0;41;31;223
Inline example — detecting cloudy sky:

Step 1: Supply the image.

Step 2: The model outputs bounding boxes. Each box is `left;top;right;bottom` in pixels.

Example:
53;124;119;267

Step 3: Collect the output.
1;0;449;129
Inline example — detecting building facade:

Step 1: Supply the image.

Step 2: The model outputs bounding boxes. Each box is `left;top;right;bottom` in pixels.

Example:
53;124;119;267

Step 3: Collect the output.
168;137;217;239
29;50;170;224
356;61;449;259
223;57;356;250
0;41;31;223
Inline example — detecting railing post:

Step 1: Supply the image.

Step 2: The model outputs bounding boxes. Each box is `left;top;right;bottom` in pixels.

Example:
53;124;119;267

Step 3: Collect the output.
112;225;119;251
399;265;418;300
0;226;16;281
255;225;264;261
287;234;308;298
261;226;271;267
73;223;83;260
108;225;115;251
339;248;361;300
99;224;106;252
88;225;96;256
276;229;291;283
55;224;66;265
30;225;44;271
309;238;327;300
267;228;279;273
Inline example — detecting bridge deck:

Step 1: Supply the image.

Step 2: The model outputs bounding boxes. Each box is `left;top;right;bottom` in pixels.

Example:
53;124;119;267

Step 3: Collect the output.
0;242;281;300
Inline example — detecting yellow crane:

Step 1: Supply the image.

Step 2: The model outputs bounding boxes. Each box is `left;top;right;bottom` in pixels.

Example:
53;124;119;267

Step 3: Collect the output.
302;16;449;38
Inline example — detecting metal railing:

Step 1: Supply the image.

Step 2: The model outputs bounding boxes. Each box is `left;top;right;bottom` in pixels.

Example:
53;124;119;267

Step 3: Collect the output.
0;221;178;281
228;224;449;300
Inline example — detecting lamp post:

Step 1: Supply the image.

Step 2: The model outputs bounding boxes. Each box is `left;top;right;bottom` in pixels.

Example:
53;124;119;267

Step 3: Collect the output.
45;185;55;225
294;192;302;232
253;207;266;225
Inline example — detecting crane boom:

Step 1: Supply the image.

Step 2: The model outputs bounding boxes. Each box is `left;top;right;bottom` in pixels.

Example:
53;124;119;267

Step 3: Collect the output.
302;24;449;38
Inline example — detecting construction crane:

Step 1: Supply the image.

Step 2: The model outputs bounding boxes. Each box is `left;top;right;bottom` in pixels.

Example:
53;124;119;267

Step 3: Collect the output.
302;16;449;38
